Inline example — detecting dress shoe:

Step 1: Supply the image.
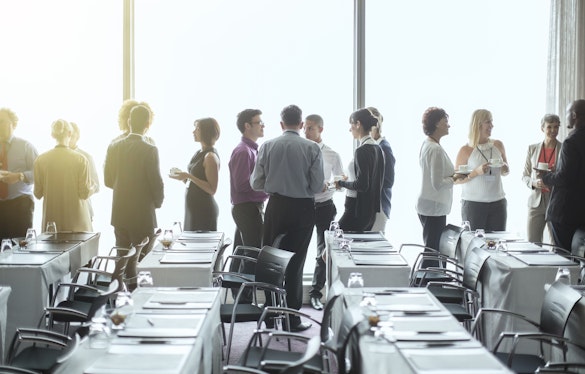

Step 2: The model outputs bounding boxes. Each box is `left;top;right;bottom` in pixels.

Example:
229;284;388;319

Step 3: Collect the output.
310;296;324;310
290;322;312;332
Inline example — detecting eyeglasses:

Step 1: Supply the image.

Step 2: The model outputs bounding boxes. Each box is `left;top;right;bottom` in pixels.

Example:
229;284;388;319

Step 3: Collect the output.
251;121;264;126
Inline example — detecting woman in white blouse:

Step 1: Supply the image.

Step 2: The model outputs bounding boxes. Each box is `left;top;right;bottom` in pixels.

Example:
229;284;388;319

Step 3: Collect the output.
416;107;467;252
455;109;509;231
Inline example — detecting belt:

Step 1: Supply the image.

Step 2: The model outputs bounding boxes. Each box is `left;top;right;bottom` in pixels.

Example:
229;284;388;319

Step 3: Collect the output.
315;199;334;208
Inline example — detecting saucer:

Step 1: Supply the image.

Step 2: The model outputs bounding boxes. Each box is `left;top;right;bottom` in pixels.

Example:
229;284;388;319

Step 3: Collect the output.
533;167;550;172
490;163;503;168
455;170;471;175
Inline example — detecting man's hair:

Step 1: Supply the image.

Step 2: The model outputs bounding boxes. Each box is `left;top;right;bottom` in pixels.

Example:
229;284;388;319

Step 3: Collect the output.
0;108;19;128
129;105;151;133
305;114;323;128
281;105;302;126
236;109;262;134
196;117;221;145
118;100;154;132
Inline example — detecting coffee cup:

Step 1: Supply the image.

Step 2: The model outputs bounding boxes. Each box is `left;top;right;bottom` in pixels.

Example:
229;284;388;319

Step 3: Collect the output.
537;162;549;171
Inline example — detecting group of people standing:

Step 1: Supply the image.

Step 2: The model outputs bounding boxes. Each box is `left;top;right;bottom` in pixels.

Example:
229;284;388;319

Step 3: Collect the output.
415;100;585;256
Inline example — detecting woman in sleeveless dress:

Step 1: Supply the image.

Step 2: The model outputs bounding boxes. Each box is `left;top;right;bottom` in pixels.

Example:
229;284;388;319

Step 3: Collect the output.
455;109;510;232
171;118;220;230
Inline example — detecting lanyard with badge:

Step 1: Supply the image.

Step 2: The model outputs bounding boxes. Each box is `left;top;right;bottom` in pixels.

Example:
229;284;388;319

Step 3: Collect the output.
476;146;497;181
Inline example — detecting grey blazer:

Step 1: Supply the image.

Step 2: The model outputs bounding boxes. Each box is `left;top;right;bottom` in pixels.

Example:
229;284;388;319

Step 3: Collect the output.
522;141;561;208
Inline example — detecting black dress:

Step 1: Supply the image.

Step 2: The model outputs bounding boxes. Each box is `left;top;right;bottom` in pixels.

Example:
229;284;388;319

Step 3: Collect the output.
184;148;219;231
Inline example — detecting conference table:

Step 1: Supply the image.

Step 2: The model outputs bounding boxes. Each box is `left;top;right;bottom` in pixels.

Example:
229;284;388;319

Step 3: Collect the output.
53;287;222;374
0;232;99;353
137;231;224;287
0;286;11;363
338;287;513;373
460;232;582;351
325;231;410;294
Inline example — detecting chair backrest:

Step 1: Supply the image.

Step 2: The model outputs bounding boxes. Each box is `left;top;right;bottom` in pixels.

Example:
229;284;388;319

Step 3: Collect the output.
321;279;345;343
571;228;585;257
112;247;137;285
213;237;233;272
335;306;367;374
87;279;120;321
462;247;491;290
272;233;287;249
280;335;321;374
439;224;463;258
255;246;294;287
540;281;583;336
133;236;150;255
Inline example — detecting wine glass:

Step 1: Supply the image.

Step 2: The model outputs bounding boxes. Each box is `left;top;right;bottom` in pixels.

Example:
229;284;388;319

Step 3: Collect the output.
555;267;571;285
347;272;364;288
461;220;471;232
110;292;134;330
137;271;154;288
25;228;37;247
45;221;57;234
1;239;12;253
172;221;183;235
160;229;174;249
474;229;485;238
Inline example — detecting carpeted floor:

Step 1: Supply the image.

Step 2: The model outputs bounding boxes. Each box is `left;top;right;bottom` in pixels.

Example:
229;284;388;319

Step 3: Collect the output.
223;304;324;367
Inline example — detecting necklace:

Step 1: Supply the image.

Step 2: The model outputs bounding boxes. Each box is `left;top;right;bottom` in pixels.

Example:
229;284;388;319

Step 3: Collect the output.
540;141;557;165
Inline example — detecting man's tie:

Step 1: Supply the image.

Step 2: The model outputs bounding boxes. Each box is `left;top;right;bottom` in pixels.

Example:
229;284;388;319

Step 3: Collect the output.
0;142;8;199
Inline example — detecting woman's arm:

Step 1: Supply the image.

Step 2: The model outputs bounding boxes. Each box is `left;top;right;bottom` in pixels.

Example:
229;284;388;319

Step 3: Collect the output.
455;145;487;184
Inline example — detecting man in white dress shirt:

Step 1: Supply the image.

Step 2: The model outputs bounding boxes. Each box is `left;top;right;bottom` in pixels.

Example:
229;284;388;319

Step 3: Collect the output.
303;114;344;310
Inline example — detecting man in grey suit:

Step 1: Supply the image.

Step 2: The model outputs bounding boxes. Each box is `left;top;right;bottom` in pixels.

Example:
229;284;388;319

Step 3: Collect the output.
104;104;164;281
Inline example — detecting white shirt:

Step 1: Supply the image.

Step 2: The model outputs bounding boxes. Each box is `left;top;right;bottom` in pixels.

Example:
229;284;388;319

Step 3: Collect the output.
415;139;455;216
314;141;344;203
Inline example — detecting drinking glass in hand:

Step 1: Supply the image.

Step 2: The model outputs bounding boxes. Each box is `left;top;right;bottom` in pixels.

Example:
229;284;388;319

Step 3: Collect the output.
45;221;57;234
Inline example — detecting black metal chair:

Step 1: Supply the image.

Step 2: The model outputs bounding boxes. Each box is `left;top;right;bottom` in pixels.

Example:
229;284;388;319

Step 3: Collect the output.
0;366;40;374
214;245;261;300
221;246;294;361
225;335;321;374
7;330;79;374
535;362;585;373
42;279;119;335
438;223;464;259
471;281;585;373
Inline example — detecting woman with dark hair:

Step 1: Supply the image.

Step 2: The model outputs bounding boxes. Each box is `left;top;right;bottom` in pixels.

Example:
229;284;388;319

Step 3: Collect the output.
416;107;466;252
170;118;221;230
335;108;384;231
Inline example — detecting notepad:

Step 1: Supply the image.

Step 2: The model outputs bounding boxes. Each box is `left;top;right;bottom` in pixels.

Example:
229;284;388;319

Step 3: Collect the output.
351;253;407;266
159;252;213;264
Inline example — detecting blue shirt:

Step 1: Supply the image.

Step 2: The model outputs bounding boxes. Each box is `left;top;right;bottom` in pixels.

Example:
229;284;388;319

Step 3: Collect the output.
251;130;324;199
1;136;38;200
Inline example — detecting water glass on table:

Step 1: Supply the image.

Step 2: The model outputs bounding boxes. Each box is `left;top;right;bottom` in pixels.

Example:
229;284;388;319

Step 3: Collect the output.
137;271;154;288
1;239;12;253
45;221;57;234
347;272;364;288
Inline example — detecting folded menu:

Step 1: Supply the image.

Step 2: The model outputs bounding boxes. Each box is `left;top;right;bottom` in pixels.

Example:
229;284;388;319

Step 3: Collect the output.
385;330;471;342
374;293;442;312
166;241;218;251
178;231;224;240
342;232;386;241
142;292;214;309
503;242;550;253
351;253;407;266
118;314;205;338
84;345;189;374
401;347;505;372
159;252;214;264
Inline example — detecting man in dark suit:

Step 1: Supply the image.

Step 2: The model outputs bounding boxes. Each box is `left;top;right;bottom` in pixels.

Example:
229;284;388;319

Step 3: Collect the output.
104;104;164;280
541;99;585;250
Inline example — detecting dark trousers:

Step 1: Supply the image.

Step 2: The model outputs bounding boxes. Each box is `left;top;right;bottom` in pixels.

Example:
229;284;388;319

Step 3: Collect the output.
418;214;445;268
232;202;264;249
264;194;315;323
549;221;578;252
231;202;264;302
310;200;336;299
338;196;374;232
0;195;34;240
461;198;507;232
114;227;155;280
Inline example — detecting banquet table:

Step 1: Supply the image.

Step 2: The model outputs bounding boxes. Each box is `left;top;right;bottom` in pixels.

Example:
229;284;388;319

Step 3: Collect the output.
0;286;11;363
337;287;513;373
0;233;99;352
473;245;581;351
326;231;410;295
53;287;222;374
137;232;223;287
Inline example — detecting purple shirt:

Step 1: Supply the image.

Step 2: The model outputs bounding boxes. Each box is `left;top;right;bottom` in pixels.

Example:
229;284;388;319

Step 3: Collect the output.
229;137;268;205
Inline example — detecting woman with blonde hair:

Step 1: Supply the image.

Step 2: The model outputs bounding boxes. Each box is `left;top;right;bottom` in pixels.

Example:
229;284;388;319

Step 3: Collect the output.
455;109;510;231
170;118;221;230
34;119;93;232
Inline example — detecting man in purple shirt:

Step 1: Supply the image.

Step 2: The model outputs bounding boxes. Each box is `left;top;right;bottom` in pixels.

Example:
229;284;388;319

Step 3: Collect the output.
229;109;269;249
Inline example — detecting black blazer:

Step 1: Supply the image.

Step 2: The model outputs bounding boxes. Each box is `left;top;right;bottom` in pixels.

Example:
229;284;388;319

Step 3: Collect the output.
340;143;385;229
104;134;164;233
542;127;585;226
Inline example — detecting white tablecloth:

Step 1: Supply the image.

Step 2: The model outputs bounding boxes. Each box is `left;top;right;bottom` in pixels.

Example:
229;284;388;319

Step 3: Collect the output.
53;287;222;374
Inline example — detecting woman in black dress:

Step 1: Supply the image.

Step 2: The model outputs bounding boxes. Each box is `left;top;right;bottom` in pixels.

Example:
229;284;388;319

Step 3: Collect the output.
171;118;220;230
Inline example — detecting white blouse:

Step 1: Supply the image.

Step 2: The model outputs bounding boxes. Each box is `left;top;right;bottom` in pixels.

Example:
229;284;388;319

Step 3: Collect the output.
415;139;455;216
461;140;506;203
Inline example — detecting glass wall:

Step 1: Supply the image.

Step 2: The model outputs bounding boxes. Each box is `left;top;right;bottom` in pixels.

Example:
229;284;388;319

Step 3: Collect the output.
365;1;550;245
0;0;122;243
134;0;354;272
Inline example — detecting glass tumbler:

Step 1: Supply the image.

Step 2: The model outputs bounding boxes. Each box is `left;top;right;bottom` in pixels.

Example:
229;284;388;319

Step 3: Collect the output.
137;271;154;287
347;272;364;288
555;267;571;285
